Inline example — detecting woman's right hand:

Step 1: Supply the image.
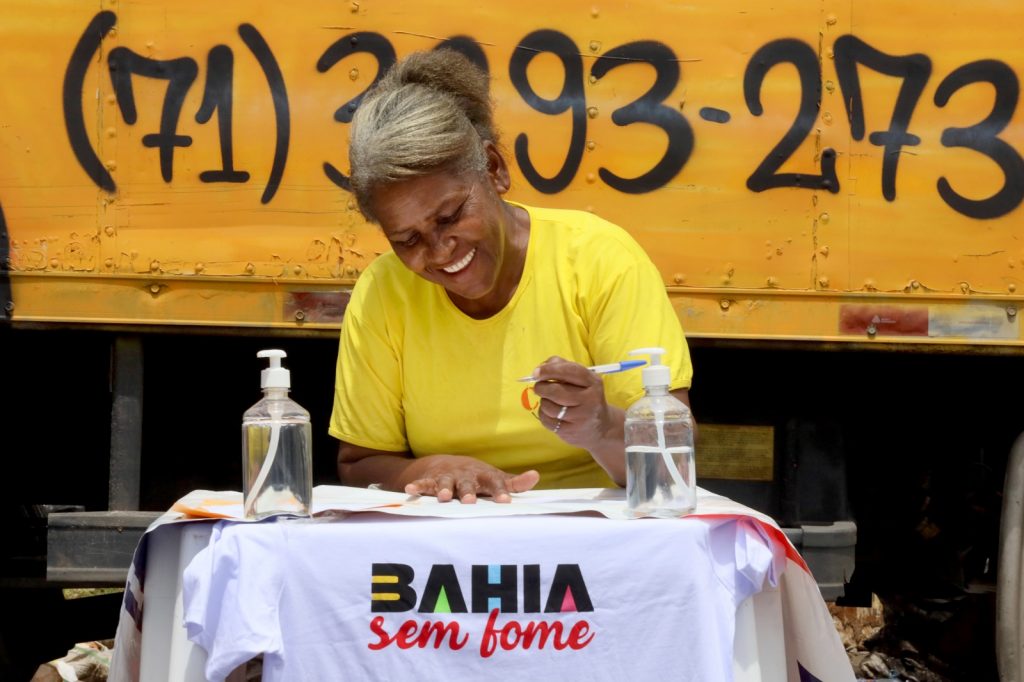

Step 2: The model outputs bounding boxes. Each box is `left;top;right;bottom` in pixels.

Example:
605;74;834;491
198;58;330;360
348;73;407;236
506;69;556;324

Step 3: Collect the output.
403;454;540;504
338;442;539;504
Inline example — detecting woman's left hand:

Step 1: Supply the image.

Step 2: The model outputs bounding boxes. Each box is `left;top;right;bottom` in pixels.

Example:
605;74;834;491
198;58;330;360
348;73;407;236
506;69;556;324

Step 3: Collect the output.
529;356;616;452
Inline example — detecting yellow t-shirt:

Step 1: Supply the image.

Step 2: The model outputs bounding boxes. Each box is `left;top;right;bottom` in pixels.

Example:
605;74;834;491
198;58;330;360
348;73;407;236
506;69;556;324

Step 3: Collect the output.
329;203;692;489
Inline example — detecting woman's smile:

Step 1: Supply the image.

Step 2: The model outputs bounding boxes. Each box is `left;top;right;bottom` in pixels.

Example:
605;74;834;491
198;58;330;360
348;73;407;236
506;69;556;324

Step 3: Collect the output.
441;248;477;275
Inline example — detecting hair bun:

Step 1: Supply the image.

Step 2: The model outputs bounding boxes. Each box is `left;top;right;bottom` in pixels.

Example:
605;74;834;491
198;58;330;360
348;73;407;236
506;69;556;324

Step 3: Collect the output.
384;49;495;143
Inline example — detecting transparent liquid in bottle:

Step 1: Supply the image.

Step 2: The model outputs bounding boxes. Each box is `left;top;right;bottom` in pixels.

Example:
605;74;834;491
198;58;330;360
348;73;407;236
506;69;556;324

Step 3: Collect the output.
626;445;695;518
624;391;696;518
242;391;312;519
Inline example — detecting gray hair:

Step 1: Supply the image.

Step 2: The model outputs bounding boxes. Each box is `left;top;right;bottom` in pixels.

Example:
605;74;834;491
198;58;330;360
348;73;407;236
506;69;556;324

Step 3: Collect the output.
348;49;498;223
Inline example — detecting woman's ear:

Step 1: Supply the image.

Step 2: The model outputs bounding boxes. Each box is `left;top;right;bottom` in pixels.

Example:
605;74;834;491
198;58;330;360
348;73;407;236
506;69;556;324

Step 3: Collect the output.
483;141;511;195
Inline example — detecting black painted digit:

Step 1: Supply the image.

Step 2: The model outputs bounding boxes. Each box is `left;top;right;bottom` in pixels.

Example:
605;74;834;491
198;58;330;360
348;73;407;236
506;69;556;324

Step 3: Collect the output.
239;24;289;204
195;45;250;183
509;30;586;194
63;11;118;192
833;35;931;201
744;39;839;193
590;41;692;193
107;49;198;183
934;60;1024;219
317;32;397;191
433;36;489;77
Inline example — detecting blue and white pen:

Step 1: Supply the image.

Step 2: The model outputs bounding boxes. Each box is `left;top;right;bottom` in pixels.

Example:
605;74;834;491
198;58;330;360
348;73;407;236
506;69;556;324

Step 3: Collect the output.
516;359;646;382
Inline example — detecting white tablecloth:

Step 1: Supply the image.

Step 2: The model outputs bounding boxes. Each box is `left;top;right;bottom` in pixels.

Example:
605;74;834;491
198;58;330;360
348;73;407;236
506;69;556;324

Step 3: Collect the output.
109;487;854;682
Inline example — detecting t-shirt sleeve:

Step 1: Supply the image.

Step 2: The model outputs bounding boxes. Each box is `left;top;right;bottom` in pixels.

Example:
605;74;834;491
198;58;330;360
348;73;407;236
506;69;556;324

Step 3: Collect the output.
576;221;693;407
328;266;409;452
706;517;779;607
183;522;285;681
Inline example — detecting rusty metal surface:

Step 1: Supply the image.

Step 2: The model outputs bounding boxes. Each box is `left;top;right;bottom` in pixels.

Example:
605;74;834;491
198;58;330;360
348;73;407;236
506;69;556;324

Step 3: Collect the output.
0;0;1021;346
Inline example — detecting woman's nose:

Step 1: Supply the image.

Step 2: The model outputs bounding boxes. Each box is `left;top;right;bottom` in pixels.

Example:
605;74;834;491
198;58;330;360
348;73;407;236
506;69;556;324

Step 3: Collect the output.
426;232;456;264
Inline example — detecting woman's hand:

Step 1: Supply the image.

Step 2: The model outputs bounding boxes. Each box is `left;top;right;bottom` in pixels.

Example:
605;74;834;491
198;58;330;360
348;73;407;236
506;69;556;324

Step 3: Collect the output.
403;455;540;504
528;356;627;485
338;444;538;504
530;356;617;451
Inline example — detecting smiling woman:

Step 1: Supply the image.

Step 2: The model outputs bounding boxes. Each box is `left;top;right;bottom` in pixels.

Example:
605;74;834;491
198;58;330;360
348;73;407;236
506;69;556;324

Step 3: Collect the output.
330;49;693;503
370;164;529;319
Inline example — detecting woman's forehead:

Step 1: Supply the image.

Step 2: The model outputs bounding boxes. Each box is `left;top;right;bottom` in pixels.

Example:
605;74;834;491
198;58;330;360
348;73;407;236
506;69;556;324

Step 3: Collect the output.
373;172;475;232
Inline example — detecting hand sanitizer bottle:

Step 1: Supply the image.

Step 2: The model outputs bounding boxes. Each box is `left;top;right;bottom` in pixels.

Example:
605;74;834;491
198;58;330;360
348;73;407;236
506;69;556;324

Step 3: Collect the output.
624;347;696;518
242;349;312;519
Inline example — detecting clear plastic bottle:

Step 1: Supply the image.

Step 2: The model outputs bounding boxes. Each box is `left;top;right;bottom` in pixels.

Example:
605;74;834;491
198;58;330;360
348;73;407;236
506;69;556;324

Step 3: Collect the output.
624;347;696;518
242;349;313;519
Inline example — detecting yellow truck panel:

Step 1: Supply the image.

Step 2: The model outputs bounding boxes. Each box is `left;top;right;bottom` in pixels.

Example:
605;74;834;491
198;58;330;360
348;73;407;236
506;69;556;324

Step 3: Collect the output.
1;0;1021;345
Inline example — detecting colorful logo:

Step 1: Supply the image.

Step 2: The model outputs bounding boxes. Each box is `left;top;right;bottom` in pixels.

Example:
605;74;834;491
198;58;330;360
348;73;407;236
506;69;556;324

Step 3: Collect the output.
368;562;596;657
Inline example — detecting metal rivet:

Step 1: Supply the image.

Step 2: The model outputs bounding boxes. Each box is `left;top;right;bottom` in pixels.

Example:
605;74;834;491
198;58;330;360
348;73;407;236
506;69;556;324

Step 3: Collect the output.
825;80;835;93
195;262;205;273
586;172;596;183
867;324;877;336
293;265;303;275
719;299;730;310
826;13;838;25
822;112;833;125
106;127;117;138
350;0;359;11
818;276;829;288
587;106;599;119
586;140;596;151
149;284;160;294
960;282;970;293
910;280;920;289
766;276;778;287
105;258;114;268
819;212;830;223
588;74;597;84
4;301;14;312
673;273;685;284
105;225;115;236
1006;306;1017;318
349;68;359;80
589;40;601;52
295;310;306;321
105;160;117;171
150;260;160;272
1010;283;1018;293
245;263;255;274
49;258;59;269
590;5;599;17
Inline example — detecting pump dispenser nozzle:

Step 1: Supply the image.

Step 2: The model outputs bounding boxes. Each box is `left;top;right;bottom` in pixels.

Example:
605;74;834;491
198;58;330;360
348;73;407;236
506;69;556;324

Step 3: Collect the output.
629;347;670;389
257;349;291;389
